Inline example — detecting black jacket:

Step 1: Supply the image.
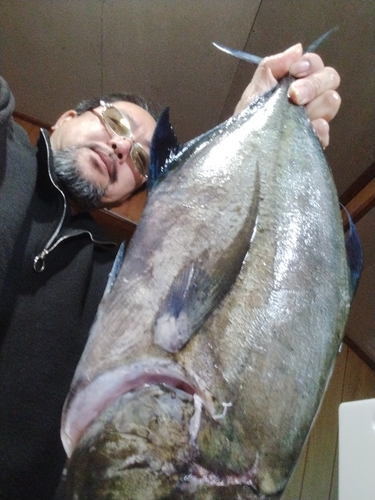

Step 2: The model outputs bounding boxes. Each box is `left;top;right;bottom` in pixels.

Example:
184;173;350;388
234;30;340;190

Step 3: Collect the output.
0;77;117;499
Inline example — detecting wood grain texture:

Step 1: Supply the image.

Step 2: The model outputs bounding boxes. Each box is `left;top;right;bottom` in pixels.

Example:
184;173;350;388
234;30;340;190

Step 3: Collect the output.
282;344;375;500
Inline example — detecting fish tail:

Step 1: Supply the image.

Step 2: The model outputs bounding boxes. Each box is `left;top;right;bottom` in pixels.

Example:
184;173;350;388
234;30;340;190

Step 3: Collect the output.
305;27;338;53
212;42;262;65
213;26;339;65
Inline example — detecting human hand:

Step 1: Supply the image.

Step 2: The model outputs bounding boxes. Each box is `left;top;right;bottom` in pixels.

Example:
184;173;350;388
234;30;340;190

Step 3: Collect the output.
234;43;341;148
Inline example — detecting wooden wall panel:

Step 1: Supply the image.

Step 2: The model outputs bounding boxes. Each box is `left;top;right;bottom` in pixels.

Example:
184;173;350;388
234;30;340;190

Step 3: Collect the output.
282;344;375;500
282;346;346;500
14;115;41;145
299;347;346;500
342;347;375;401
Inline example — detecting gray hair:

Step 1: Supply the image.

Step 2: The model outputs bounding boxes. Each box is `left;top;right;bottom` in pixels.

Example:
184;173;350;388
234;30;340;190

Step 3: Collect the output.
74;92;160;120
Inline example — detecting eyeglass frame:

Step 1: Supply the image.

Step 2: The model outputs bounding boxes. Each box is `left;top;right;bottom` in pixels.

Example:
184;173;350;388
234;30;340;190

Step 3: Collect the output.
90;100;149;178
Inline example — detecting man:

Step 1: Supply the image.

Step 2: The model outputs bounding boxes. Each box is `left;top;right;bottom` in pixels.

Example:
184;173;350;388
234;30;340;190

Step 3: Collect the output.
0;43;340;499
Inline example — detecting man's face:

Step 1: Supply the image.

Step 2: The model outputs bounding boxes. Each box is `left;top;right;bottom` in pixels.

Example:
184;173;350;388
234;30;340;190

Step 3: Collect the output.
50;101;157;208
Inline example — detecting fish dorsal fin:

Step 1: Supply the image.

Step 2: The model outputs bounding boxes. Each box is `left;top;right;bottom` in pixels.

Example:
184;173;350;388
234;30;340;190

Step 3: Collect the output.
154;167;260;353
148;107;238;190
148;107;180;190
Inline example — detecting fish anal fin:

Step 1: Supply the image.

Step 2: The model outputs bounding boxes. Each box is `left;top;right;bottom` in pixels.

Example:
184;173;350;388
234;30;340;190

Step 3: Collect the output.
342;205;363;298
103;242;125;297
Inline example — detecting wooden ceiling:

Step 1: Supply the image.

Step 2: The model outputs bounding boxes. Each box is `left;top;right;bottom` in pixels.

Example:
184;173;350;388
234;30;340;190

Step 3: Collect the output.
1;0;374;366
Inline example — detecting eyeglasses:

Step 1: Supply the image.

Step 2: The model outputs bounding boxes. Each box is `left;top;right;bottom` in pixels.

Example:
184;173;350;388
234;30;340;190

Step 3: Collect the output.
97;100;149;178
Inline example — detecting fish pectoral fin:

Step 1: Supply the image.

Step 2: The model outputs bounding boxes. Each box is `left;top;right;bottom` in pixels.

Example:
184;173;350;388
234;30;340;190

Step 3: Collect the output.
154;166;260;354
154;243;249;354
154;262;212;353
154;257;236;353
148;107;180;190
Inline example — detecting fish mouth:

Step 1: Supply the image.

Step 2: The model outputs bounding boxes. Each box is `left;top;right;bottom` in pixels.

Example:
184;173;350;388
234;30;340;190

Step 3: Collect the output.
61;358;215;458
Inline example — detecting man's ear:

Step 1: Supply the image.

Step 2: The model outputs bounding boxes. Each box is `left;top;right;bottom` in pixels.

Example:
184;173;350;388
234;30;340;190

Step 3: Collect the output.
51;110;78;131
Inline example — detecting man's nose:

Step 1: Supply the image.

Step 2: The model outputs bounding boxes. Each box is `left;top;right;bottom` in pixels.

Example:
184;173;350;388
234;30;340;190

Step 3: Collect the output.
108;137;133;162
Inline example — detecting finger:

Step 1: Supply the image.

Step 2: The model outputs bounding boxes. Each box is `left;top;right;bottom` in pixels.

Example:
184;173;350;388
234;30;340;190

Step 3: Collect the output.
260;43;303;80
311;118;330;149
305;90;341;123
234;65;275;114
289;53;324;78
234;43;304;114
288;67;340;105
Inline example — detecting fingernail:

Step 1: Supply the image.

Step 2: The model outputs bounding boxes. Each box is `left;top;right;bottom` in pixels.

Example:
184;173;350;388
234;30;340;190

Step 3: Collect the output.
291;59;311;75
283;43;303;56
289;81;310;104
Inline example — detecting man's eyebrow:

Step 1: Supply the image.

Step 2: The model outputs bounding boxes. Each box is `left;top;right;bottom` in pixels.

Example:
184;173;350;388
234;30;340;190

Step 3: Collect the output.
123;111;152;148
123;111;136;128
120;111;141;134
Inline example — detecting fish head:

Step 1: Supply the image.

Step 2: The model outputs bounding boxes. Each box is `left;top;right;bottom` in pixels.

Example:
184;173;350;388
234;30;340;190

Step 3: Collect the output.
61;384;267;500
62;385;195;499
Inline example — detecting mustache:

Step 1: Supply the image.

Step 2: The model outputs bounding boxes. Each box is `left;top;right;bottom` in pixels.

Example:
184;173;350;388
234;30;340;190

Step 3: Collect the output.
87;143;118;184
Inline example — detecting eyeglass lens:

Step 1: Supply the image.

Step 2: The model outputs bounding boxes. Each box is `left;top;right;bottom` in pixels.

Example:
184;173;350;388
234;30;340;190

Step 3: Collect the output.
102;105;149;178
103;107;132;138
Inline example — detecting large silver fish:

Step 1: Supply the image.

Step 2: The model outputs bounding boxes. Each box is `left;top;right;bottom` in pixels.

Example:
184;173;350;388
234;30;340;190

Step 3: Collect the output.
59;43;358;499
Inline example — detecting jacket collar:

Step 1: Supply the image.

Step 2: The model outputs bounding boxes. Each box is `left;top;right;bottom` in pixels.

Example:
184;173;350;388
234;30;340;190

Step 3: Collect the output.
33;130;116;273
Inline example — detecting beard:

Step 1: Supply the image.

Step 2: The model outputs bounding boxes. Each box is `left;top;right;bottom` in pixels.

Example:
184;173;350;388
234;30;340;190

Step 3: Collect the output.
52;147;107;211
